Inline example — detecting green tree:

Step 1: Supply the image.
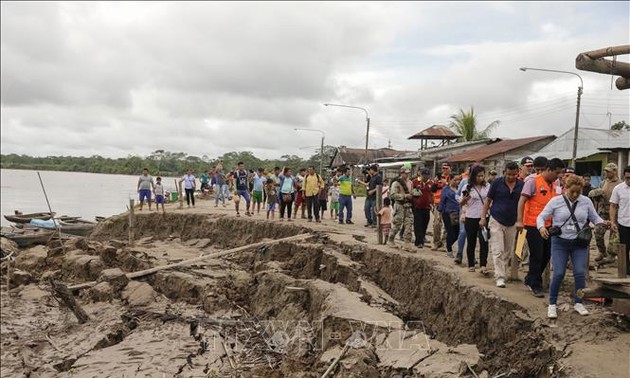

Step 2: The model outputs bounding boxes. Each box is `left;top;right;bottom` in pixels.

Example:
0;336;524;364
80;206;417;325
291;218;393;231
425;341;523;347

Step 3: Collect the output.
611;120;629;131
449;107;499;142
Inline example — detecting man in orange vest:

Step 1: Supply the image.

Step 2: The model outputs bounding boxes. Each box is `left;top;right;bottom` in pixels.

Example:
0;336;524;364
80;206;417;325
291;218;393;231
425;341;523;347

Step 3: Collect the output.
431;161;452;250
516;157;565;297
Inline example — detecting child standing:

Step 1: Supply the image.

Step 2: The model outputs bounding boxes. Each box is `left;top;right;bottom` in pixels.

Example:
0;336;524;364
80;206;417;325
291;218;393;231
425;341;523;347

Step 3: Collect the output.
378;197;393;244
319;179;329;221
329;179;340;219
154;177;166;213
265;180;278;220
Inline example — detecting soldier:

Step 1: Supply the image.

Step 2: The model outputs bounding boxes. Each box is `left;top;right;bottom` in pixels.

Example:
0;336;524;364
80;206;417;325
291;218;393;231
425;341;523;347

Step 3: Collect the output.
593;163;622;262
389;167;414;246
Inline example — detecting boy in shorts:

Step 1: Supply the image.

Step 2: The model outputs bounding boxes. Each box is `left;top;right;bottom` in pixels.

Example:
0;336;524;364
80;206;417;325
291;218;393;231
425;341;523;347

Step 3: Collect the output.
265;180;277;220
329;179;340;219
319;178;329;221
154;177;166;213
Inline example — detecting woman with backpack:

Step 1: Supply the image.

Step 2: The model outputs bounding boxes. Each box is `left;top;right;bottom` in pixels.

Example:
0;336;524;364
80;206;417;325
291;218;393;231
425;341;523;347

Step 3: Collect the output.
279;167;296;222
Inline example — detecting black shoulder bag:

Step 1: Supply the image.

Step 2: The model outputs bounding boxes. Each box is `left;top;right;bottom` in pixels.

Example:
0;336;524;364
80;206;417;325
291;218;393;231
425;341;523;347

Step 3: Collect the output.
562;196;593;247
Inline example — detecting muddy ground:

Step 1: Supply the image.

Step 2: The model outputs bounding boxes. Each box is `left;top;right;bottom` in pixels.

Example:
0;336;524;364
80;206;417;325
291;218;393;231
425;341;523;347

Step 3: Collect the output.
1;196;629;377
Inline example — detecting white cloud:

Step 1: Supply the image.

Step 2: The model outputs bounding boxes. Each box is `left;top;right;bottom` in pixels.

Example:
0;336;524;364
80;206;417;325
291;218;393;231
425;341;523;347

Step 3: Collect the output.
1;1;628;160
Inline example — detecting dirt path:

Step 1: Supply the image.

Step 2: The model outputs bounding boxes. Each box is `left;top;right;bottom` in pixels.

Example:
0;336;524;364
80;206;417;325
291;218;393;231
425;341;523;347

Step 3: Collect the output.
1;194;628;377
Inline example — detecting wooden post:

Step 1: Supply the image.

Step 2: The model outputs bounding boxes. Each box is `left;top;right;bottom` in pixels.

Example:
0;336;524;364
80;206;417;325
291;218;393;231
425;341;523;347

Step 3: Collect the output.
178;180;184;209
129;199;135;245
376;185;383;244
50;279;89;324
543;266;550;289
618;244;628;278
509;251;519;281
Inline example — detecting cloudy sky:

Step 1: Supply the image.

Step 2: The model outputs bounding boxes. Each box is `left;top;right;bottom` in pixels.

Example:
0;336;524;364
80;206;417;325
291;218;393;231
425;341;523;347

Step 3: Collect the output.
1;1;629;160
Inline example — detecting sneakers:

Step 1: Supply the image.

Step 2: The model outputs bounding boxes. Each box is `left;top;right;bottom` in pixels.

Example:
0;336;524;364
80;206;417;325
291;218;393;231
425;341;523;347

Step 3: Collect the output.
446;251;454;258
574;303;589;316
346;220;354;225
480;267;489;276
526;285;544;298
496;278;506;288
454;258;462;265
547;305;558;319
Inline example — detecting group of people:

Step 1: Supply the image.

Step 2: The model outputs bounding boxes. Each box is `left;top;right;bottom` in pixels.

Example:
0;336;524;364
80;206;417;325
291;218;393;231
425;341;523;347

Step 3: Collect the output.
136;158;630;320
384;156;630;320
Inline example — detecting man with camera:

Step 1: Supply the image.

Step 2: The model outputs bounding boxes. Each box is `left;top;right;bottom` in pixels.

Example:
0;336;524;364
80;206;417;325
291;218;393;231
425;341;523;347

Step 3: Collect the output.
389;167;414;246
516;158;565;297
480;162;524;288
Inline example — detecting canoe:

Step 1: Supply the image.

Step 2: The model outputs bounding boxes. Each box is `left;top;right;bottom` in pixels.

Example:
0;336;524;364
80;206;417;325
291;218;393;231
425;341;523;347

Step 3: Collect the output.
23;218;96;237
1;227;54;248
4;212;56;224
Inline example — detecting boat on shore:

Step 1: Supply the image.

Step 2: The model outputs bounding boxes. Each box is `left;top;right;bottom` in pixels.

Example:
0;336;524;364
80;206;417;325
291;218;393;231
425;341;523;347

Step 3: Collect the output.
20;218;97;237
3;211;56;224
1;227;54;248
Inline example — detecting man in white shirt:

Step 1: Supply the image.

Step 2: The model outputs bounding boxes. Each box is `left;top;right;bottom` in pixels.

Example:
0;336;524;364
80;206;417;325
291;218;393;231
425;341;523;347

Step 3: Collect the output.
610;165;630;275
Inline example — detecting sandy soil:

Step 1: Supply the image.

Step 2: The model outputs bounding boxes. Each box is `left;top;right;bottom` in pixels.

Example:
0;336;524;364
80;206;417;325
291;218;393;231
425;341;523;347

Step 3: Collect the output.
1;193;628;377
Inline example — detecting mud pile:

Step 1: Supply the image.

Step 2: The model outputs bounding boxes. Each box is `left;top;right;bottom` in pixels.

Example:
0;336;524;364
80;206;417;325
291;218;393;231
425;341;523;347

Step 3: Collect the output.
2;212;626;377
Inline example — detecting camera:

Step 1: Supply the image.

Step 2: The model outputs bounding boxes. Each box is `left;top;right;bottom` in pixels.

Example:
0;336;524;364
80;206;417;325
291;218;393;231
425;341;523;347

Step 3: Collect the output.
462;184;472;197
548;226;562;237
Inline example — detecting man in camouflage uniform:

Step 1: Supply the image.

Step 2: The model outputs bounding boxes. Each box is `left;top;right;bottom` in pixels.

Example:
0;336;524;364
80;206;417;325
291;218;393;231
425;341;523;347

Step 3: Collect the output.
592;163;622;262
389;167;414;245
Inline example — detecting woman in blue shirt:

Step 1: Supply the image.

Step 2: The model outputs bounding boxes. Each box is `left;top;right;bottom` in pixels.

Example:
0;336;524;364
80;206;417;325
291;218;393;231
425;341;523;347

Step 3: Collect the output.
537;175;609;319
278;167;295;222
439;174;461;258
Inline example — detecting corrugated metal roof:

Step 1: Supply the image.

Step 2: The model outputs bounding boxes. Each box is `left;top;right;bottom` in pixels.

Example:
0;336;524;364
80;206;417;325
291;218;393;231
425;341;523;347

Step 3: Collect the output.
408;125;461;140
445;135;556;163
538;128;629;160
332;147;412;166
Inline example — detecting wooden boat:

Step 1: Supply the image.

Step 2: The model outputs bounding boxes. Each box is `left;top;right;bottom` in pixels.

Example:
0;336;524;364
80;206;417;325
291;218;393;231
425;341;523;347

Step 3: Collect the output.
1;227;54;248
21;218;96;237
4;211;55;224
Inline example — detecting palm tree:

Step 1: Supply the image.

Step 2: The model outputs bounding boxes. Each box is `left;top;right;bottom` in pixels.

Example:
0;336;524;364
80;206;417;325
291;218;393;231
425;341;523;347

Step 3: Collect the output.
449;107;499;142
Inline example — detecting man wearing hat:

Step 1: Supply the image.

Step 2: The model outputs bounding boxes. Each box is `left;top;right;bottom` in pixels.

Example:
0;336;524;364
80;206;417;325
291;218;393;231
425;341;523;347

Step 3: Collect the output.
431;162;452;250
389;166;414;245
519;157;534;181
594;163;622;261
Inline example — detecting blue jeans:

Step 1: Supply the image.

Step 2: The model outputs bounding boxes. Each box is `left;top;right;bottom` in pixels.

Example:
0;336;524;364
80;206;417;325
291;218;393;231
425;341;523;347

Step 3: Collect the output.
237;189;251;206
338;195;353;222
364;197;376;225
215;184;230;205
549;236;588;305
456;220;466;260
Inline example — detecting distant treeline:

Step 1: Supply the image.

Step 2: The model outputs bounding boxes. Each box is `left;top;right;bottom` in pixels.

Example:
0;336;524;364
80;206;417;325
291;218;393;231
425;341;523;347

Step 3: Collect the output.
0;147;338;176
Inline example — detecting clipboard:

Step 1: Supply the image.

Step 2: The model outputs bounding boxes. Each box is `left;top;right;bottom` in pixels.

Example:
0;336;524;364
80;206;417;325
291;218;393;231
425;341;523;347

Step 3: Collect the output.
515;229;527;259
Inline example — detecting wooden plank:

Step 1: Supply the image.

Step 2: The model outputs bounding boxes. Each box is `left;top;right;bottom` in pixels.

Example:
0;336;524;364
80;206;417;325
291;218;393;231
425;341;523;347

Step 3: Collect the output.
593;277;630;285
618;243;628;278
575;54;630;78
577;286;630;300
68;233;310;290
581;45;630;60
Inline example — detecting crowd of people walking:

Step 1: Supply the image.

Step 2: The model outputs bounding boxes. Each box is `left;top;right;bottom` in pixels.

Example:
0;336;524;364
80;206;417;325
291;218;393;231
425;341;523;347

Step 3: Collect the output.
136;158;630;320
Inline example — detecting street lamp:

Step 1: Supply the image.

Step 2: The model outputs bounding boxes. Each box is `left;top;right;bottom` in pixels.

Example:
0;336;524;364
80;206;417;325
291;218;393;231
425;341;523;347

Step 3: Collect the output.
520;67;583;168
323;103;370;165
294;128;326;175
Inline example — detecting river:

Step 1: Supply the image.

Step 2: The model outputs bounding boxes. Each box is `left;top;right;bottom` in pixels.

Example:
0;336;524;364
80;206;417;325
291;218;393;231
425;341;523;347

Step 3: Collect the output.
0;169;179;226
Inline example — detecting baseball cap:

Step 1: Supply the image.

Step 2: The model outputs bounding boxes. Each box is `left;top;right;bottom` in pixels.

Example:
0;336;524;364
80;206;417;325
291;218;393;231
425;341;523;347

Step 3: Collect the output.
421;168;431;175
520;156;534;166
441;162;451;168
489;170;497;175
400;167;411;173
604;162;618;172
564;167;575;174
